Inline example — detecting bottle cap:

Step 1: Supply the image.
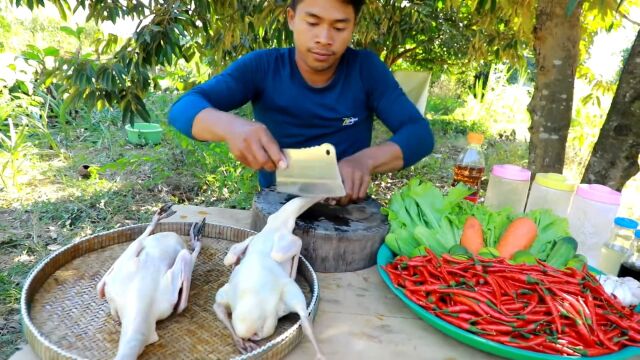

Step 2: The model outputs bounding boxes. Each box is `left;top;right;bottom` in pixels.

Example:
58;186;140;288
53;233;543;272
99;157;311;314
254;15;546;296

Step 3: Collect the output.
491;164;531;181
575;184;621;205
467;133;484;145
534;173;577;192
614;217;639;229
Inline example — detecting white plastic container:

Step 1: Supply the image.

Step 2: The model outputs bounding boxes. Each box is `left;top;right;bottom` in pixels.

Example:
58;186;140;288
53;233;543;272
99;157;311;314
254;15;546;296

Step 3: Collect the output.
483;164;531;213
524;173;577;218
567;184;622;266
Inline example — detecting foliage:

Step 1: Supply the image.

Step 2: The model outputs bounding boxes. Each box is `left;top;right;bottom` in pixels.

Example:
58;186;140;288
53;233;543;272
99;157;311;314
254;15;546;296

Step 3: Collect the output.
450;64;533;140
5;0;482;124
356;0;474;70
0;85;64;190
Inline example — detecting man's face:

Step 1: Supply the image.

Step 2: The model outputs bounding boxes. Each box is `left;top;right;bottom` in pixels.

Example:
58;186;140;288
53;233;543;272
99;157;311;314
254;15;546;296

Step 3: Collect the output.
287;0;356;73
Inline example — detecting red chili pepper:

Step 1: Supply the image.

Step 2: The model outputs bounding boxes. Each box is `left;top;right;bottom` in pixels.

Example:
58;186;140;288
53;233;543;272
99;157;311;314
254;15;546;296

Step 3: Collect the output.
539;341;580;356
583;347;615;356
485;276;503;310
538;287;563;334
404;284;443;292
435;287;489;303
436;313;491;334
556;300;595;347
476;324;515;333
442;253;469;264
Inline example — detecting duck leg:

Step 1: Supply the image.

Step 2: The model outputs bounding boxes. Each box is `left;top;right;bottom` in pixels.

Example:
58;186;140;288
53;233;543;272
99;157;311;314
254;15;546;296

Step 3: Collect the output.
213;286;260;354
281;280;324;360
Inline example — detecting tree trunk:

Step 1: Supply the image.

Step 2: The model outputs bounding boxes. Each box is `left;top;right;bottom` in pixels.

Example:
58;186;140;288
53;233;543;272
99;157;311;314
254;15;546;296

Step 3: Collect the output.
581;29;640;191
527;0;582;174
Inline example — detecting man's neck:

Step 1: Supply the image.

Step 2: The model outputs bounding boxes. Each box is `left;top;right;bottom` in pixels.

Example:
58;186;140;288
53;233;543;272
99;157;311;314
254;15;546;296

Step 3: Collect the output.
294;51;339;88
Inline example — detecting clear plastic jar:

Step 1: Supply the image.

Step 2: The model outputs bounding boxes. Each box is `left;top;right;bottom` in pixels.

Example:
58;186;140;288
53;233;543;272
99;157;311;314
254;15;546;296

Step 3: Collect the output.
483;164;531;213
619;229;640;281
598;217;638;275
567;184;622;266
524;173;577;218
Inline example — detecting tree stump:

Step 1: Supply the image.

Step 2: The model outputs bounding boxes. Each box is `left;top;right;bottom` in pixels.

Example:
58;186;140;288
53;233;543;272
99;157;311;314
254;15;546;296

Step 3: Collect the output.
250;188;389;273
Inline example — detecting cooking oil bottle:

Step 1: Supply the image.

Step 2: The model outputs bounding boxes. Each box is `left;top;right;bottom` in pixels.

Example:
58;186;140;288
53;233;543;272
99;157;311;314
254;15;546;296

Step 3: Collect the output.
452;132;485;203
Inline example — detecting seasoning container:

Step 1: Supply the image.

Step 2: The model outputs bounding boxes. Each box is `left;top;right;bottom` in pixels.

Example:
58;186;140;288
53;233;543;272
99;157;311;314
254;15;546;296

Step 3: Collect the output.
619;229;640;281
598;217;638;276
452;133;485;203
483;164;531;213
524;173;577;218
567;184;622;266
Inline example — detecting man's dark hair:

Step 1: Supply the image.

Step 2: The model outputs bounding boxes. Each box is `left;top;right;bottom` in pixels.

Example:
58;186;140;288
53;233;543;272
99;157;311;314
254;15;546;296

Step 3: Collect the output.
288;0;365;18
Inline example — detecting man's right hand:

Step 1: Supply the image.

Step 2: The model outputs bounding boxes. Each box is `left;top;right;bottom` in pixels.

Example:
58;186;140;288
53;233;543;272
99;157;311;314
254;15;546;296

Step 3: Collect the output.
192;108;287;172
225;119;287;172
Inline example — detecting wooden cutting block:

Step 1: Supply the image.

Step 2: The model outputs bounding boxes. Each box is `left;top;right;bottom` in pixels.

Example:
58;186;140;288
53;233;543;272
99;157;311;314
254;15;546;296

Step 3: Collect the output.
250;188;389;273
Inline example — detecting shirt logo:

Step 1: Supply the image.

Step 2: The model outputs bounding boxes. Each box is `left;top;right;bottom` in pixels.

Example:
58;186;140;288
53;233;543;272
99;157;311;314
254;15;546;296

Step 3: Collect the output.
342;117;358;126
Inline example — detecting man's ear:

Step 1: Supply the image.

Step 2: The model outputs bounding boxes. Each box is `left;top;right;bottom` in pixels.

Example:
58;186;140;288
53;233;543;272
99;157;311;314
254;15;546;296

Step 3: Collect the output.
287;7;295;31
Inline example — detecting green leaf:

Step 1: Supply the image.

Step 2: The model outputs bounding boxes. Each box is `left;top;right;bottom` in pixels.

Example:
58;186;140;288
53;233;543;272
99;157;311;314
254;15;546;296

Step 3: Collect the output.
42;46;60;57
59;26;76;38
21;50;41;62
53;0;68;21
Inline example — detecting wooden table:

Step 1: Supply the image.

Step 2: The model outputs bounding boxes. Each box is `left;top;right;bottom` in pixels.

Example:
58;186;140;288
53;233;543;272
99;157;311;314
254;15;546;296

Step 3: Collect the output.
11;205;502;360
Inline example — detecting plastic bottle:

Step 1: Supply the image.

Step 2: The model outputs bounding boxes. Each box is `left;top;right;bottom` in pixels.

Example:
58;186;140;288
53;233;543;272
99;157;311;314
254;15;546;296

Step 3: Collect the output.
598;217;638;276
567;184;622;266
524;173;577;218
452;133;485;203
619;229;640;281
484;164;531;213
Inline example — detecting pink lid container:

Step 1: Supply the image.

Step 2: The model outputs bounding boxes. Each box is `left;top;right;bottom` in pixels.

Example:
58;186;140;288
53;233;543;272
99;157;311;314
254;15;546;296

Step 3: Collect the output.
575;184;621;205
491;164;531;181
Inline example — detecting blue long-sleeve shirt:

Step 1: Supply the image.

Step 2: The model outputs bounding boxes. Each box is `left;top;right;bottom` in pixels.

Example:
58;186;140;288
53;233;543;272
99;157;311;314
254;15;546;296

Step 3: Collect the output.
169;47;434;188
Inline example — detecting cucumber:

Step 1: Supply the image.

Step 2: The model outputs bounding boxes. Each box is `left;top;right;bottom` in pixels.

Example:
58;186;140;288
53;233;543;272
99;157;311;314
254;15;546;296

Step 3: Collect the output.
448;244;472;258
546;236;578;269
511;250;537;265
478;247;500;259
567;254;588;270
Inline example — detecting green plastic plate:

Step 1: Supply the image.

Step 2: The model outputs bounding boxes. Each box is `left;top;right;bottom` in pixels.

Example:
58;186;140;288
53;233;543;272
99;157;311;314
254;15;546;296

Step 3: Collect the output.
377;244;640;359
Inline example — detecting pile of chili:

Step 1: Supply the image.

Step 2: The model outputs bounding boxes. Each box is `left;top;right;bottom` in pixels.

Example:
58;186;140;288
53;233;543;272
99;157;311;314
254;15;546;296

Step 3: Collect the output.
384;250;640;356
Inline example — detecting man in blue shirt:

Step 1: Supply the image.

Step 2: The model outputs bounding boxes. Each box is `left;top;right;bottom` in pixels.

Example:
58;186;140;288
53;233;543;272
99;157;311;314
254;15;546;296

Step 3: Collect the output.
169;0;434;205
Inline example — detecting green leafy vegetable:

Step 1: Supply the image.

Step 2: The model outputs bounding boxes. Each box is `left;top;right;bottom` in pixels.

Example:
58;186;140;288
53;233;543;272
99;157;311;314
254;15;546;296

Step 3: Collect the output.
525;209;571;261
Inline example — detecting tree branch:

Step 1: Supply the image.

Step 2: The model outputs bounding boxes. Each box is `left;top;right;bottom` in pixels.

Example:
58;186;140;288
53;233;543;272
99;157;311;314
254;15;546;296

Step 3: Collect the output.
388;46;419;67
618;10;640;26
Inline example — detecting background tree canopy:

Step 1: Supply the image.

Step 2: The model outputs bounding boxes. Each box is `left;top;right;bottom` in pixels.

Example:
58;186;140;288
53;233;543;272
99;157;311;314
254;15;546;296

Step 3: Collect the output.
7;0;481;124
5;0;640;188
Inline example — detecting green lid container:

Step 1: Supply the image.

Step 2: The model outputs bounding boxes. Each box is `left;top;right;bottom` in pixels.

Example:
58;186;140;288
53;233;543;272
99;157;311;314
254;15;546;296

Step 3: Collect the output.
125;123;164;145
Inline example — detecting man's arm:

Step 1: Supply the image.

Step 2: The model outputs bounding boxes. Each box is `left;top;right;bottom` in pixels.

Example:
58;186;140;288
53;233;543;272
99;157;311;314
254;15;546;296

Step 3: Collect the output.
337;51;434;205
191;108;285;172
337;142;403;204
168;51;285;171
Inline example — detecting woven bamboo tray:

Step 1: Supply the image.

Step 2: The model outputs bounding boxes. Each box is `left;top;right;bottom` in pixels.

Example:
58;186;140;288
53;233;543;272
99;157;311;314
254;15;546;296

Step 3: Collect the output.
21;222;320;360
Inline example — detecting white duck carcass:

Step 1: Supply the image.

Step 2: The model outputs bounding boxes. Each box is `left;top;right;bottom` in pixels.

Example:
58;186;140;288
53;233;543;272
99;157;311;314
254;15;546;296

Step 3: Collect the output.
214;196;324;359
96;204;204;360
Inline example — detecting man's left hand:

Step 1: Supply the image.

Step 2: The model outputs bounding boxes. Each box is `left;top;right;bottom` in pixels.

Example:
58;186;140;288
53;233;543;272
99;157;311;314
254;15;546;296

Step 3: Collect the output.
336;153;372;206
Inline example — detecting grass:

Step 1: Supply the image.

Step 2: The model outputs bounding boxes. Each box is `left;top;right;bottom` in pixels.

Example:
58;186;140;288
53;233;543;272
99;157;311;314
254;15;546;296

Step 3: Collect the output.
0;92;538;358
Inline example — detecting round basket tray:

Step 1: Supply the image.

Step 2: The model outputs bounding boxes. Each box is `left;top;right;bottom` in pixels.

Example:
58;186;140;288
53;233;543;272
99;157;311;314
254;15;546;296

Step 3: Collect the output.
21;222;320;360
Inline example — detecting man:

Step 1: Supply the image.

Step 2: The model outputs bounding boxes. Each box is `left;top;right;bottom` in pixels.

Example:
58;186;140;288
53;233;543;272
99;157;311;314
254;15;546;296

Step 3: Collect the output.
169;0;434;205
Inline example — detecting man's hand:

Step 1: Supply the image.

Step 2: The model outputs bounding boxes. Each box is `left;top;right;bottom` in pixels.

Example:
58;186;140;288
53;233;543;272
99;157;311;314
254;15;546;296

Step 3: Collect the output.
336;153;372;206
225;119;286;172
192;108;286;172
332;142;404;206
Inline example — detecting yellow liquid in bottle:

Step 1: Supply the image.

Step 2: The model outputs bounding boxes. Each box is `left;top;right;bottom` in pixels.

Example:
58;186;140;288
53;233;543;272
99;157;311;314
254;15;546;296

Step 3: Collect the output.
598;246;626;275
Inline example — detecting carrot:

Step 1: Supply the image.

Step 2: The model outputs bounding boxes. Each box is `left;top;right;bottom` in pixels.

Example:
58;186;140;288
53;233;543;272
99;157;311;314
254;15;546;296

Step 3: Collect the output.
496;217;538;260
460;216;483;255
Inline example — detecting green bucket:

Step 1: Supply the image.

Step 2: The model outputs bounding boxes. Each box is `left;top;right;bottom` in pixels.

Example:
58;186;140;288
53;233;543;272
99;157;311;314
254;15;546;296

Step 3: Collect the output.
125;123;164;145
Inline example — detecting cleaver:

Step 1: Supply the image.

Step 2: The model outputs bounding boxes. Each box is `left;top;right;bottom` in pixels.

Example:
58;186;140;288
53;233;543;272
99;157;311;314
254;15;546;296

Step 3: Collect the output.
276;143;346;197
